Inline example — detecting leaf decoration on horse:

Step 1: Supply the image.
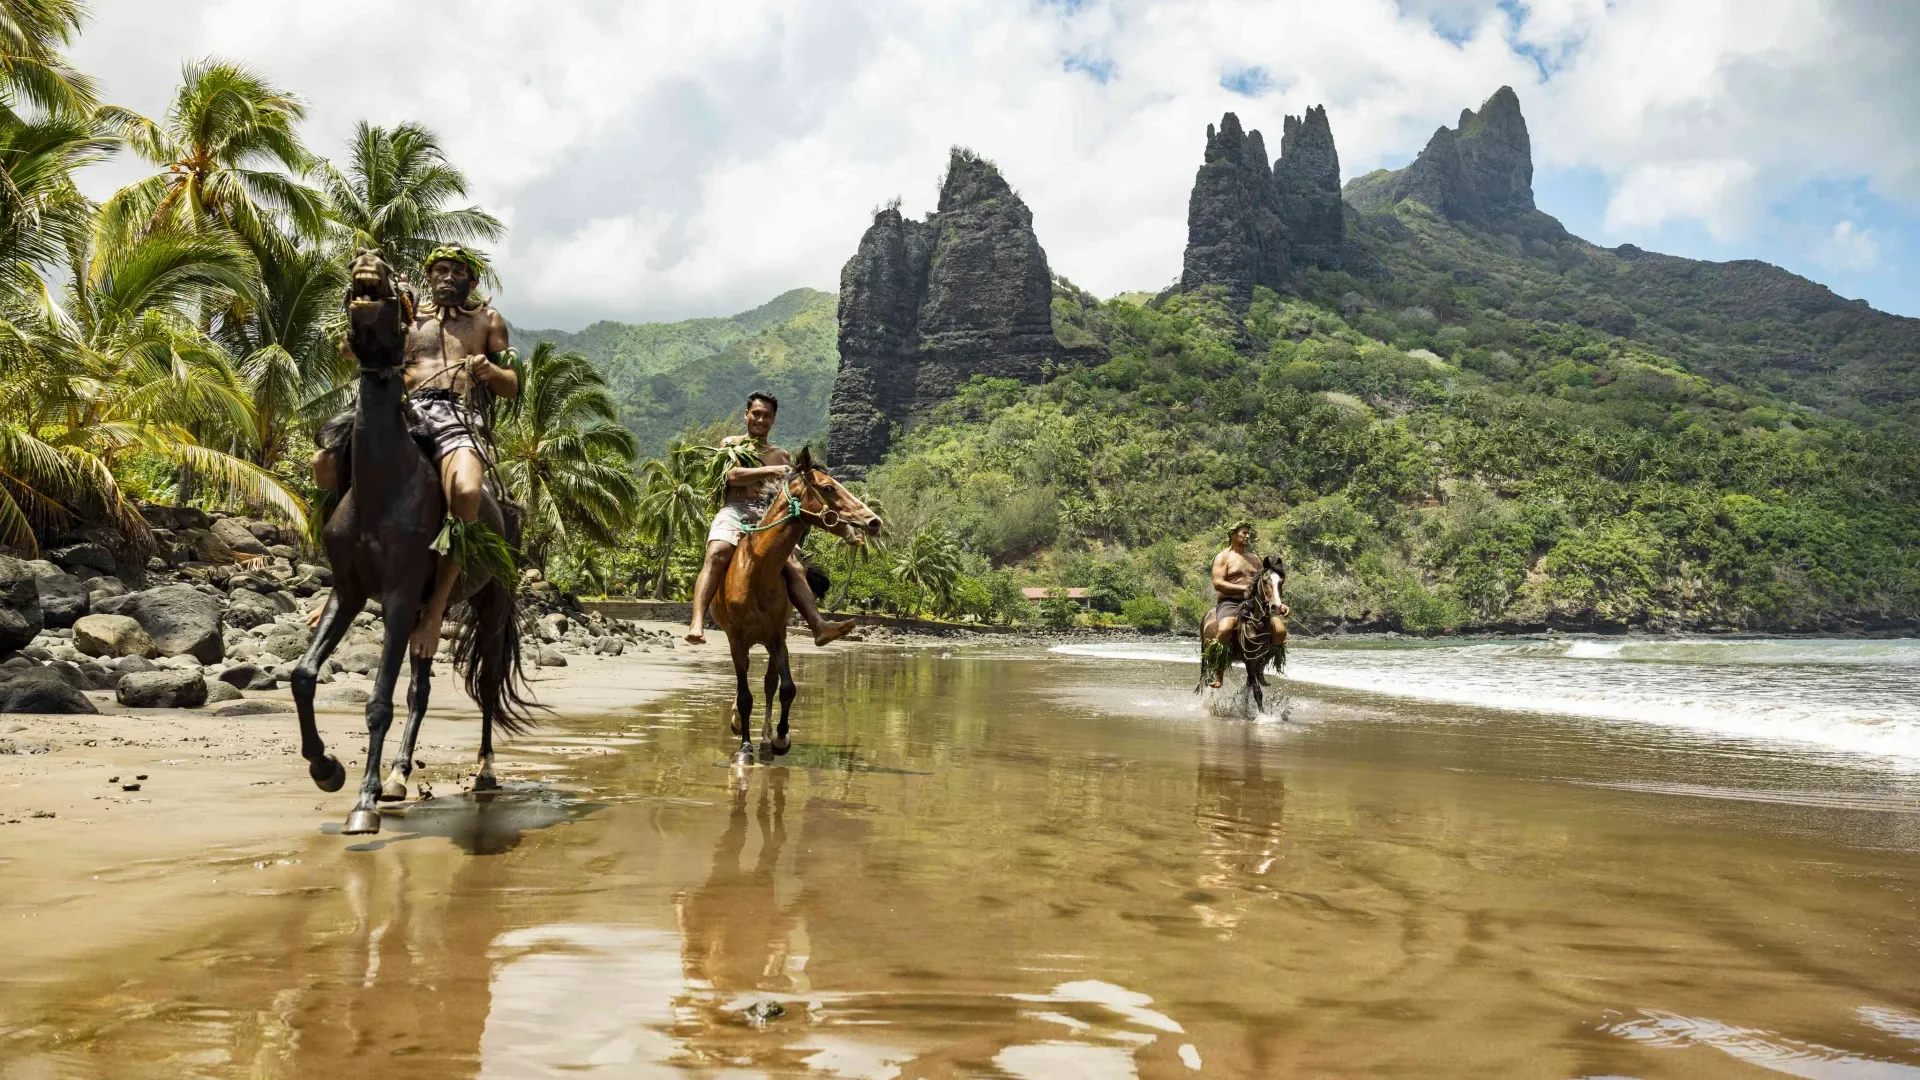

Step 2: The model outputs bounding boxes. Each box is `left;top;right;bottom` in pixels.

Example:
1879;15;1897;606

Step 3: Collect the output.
432;515;518;594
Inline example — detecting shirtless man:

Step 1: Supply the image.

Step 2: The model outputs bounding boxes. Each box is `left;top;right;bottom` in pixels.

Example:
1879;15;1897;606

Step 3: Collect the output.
1203;521;1288;687
685;392;855;648
309;246;517;656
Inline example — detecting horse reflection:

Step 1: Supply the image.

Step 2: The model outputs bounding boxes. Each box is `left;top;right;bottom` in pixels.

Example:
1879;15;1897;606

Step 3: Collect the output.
677;770;799;990
1193;730;1289;928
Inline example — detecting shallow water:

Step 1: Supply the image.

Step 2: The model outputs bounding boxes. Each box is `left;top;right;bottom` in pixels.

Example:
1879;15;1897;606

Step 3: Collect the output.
4;643;1920;1078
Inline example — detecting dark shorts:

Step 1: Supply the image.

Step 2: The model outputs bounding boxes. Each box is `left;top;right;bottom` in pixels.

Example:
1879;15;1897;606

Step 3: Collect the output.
407;396;489;467
1212;598;1244;625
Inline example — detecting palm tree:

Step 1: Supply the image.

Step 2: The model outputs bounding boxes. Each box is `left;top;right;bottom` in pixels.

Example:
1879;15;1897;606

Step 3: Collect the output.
493;342;641;565
893;522;961;614
0;0;97;119
636;441;712;598
322;121;503;277
100;60;326;254
28;226;308;532
210;238;348;469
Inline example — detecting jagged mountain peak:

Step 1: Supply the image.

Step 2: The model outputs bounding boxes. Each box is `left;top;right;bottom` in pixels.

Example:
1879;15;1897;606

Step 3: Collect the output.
1344;85;1537;225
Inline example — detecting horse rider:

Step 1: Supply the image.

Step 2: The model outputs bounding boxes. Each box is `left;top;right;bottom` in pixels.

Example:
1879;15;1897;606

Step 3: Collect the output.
1204;520;1289;687
684;391;856;648
310;245;519;657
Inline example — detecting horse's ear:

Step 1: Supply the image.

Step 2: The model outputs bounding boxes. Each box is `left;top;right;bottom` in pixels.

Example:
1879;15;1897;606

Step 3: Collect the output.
795;445;815;471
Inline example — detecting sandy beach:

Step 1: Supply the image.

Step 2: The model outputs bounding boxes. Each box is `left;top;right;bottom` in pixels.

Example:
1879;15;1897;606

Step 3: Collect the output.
0;621;720;978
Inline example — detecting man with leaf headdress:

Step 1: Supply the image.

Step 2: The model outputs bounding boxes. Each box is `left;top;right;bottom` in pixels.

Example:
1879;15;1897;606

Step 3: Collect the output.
1201;520;1288;688
311;245;520;657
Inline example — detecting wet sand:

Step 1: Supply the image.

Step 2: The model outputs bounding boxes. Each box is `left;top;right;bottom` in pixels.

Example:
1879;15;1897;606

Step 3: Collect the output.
3;640;1919;1078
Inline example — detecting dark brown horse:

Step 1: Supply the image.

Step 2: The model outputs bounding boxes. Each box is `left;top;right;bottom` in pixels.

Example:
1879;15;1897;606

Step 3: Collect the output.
1197;554;1289;713
289;251;533;835
711;448;879;765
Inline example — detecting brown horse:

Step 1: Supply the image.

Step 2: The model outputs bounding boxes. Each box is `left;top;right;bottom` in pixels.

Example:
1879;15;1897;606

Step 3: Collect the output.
711;447;880;765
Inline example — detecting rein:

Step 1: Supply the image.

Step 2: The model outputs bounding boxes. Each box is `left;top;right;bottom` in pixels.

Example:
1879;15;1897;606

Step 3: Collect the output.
739;479;841;535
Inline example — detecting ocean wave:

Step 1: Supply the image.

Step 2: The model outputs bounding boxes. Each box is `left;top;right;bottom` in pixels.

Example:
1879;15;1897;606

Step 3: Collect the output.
1050;639;1920;766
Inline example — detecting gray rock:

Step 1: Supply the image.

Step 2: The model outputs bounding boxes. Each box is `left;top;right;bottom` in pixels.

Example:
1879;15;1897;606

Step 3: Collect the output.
1179;111;1288;309
321;686;370;705
85;575;128;604
257;627;310;660
1273;105;1347;270
43;659;86;688
116;669;208;708
203;680;243;704
227;636;263;660
0;669;97;714
73;614;159;659
210;517;269;556
827;148;1077;469
77;662;119;691
298;563;333;587
93;584;223;663
46;541;116;576
536;646;567;668
1344;86;1540;227
334;645;380;675
113;655;157;675
214;699;291;717
0;555;45;653
224;590;282;630
593;636;625;656
266;544;300;561
217;663;278;691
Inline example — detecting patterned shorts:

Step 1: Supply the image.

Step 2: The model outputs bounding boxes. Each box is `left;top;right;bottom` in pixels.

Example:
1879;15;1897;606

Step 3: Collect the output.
407;395;489;467
707;501;770;546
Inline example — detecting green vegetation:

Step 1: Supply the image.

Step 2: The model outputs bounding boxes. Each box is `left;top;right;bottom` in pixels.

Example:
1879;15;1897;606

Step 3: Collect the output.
862;215;1920;633
511;288;837;458
0;15;639;567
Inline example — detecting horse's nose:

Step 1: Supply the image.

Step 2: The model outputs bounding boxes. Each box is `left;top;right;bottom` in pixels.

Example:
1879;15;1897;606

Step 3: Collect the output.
865;517;883;537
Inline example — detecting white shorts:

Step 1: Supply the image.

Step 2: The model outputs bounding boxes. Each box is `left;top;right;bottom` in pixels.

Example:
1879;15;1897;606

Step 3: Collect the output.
706;502;768;546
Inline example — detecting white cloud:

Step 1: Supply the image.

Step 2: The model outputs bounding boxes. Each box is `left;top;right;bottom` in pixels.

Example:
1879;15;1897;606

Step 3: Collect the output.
1820;220;1879;272
1604;159;1760;240
67;0;1920;327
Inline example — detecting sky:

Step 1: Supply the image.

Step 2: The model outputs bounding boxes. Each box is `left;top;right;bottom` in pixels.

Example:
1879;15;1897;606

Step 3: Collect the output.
70;0;1920;330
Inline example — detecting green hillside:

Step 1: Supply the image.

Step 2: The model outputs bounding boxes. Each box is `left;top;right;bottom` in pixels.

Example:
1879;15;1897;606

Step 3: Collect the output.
842;204;1920;635
511;288;837;455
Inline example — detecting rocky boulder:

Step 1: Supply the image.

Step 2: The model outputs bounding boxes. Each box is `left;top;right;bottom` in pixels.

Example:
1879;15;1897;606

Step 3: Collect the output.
116;669;208;709
204;680;243;704
73;614;159;659
0;668;98;714
225;590;284;630
33;569;89;629
1180;112;1288;308
46;541;116;576
93;584;223;663
210;517;270;556
0;555;44;653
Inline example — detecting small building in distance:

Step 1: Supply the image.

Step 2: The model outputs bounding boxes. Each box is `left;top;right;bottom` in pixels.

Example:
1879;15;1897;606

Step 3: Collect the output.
1022;587;1092;608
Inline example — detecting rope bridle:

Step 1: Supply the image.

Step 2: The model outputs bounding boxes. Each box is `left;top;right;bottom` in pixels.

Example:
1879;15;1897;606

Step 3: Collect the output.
1232;567;1283;669
740;468;842;534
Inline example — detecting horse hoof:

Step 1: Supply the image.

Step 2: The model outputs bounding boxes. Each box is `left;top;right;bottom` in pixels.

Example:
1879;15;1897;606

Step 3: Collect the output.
343;809;381;835
378;779;408;802
472;773;500;794
310;755;346;792
771;733;791;756
731;744;756;768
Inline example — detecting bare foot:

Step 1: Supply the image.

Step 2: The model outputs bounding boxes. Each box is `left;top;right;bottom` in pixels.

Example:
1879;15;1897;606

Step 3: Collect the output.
812;619;857;647
1208;677;1224;689
411;610;444;659
685;628;706;645
306;604;324;630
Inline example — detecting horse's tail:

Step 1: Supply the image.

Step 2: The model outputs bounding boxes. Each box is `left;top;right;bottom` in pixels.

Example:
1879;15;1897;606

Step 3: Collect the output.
454;577;539;738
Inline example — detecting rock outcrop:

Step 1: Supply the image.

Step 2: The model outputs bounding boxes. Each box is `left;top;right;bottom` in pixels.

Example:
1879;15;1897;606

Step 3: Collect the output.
1180;113;1288;307
1272;105;1345;268
0;556;43;652
1343;86;1537;226
828;148;1069;470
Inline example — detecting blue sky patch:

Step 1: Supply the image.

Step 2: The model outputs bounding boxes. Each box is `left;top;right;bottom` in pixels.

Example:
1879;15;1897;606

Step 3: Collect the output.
1219;66;1271;96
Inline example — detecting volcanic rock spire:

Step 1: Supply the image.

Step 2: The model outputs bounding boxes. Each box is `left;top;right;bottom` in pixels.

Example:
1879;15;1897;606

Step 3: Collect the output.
827;148;1064;470
1179;113;1289;308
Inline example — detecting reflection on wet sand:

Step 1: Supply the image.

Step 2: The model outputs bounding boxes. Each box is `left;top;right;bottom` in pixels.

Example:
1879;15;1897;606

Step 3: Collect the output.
3;646;1919;1078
